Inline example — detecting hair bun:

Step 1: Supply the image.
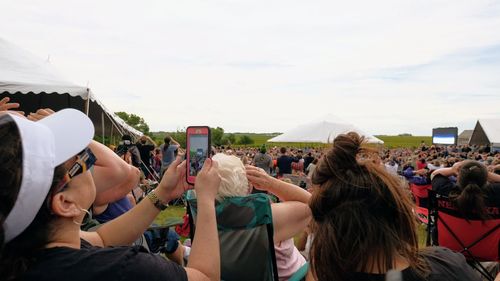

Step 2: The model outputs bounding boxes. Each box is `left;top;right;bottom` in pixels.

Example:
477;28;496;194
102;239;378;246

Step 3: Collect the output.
330;132;364;169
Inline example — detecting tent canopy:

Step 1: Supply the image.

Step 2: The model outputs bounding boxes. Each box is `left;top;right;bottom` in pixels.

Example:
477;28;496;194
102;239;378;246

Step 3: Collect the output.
457;130;473;146
268;114;384;144
0;38;142;140
469;119;500;147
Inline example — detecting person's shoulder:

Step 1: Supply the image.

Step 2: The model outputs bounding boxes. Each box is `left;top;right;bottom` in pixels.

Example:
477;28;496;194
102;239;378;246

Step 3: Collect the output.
422;247;481;281
486;183;500;204
431;174;454;194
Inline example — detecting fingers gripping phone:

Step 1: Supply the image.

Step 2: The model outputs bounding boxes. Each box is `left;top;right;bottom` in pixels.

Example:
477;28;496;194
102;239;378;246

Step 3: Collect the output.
186;126;211;185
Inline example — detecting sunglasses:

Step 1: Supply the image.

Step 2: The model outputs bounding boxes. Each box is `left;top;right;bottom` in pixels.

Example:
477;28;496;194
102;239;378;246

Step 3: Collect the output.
47;147;97;210
56;147;97;192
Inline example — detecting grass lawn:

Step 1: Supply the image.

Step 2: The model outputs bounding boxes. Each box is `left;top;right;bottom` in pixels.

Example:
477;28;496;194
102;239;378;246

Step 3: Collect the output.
154;205;187;225
230;134;432;149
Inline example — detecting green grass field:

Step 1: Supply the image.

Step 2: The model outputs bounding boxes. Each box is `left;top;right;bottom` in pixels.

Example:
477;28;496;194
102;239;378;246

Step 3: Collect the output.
151;130;432;149
230;134;432;149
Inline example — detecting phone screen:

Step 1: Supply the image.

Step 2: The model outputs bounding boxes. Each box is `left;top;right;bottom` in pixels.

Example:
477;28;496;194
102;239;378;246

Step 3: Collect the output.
188;135;208;176
186;126;211;184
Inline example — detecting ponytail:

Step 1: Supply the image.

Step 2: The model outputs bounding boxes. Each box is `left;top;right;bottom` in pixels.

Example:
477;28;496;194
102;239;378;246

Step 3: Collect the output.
451;183;487;220
452;160;489;220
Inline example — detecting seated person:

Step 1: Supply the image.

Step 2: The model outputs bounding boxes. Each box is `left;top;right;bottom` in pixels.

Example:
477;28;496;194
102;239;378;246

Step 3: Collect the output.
0;108;222;281
431;160;500;219
403;164;430;185
305;132;480;281
205;153;312;281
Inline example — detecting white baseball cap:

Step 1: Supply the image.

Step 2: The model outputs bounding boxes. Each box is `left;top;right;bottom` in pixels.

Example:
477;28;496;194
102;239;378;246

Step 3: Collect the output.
2;109;94;243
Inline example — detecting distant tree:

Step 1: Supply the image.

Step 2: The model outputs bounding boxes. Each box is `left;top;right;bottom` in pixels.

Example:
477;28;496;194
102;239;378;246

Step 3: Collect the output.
115;111;150;135
398;133;413;137
168;129;187;148
237;135;254;145
221;133;236;145
211;127;225;146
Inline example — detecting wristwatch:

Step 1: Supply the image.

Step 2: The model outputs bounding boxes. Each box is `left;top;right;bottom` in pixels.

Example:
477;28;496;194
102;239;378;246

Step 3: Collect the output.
147;190;168;211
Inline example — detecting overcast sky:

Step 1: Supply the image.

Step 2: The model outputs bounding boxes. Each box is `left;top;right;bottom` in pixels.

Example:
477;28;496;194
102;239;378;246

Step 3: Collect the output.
1;0;499;135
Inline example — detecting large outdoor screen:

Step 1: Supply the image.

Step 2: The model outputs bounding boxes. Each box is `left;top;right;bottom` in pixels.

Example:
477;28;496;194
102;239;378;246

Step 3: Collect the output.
432;127;458;145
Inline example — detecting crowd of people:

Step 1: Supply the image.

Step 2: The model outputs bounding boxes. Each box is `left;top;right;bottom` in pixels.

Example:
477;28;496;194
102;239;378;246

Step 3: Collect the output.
0;97;499;281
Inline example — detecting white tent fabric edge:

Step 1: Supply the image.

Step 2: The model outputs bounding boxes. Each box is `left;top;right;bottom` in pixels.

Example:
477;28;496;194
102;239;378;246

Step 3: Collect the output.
267;117;384;144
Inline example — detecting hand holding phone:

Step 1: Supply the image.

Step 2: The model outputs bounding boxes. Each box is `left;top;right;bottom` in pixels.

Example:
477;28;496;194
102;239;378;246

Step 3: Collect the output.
186;126;211;185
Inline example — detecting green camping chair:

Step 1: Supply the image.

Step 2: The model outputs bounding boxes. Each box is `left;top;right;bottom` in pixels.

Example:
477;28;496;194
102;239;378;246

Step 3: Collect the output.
186;190;279;281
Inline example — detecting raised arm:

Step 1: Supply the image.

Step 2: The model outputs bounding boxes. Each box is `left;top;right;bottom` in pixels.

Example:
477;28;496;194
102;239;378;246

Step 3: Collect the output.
82;156;188;246
487;171;500;183
89;140;141;205
246;165;311;242
246;165;311;203
431;162;460;180
185;158;221;281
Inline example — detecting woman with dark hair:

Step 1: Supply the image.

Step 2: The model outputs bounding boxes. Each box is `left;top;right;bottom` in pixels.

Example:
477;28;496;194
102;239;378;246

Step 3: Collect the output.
306;132;479;281
0;109;221;281
431;160;500;220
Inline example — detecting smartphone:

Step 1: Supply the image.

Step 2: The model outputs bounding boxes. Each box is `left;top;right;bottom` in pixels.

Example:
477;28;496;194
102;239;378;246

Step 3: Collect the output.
186;126;211;185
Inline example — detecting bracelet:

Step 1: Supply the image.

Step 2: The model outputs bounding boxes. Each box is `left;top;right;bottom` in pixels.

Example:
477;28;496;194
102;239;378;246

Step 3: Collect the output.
147;190;168;211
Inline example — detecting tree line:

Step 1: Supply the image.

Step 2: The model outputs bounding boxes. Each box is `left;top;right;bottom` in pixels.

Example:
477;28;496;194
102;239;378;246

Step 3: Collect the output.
115;112;254;147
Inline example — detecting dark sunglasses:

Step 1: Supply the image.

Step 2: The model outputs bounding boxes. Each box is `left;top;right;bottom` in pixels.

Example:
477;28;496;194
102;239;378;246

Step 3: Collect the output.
46;147;96;210
49;147;97;198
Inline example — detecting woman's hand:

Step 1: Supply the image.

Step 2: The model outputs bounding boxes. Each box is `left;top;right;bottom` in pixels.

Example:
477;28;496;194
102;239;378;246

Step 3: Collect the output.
194;158;220;202
156;155;191;202
245;165;276;192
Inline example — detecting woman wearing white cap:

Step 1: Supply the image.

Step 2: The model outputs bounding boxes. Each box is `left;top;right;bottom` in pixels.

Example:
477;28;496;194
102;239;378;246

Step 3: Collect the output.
0;108;221;281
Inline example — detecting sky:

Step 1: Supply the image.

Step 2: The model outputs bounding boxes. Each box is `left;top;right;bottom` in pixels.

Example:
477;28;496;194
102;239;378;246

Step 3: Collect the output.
1;0;499;135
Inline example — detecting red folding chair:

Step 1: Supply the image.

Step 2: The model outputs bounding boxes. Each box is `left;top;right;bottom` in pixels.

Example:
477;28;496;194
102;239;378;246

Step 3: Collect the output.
409;183;431;224
428;190;500;281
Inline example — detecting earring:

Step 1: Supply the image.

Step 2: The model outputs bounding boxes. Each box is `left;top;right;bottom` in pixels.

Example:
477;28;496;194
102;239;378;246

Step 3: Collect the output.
73;207;91;226
80;208;91;217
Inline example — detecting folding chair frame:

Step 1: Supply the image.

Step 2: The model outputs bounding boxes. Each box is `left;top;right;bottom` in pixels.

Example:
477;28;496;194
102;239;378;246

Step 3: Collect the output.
428;190;500;281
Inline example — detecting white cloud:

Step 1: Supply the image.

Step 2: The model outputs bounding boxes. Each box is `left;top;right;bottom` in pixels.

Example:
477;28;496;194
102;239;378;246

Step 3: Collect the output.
0;0;499;135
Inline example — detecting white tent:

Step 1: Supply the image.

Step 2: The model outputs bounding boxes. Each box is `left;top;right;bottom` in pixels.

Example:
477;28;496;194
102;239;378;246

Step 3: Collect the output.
268;115;384;144
469;119;500;148
0;38;142;141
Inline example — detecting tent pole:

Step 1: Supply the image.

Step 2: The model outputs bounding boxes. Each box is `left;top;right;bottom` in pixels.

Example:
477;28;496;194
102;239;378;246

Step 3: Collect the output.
110;122;114;145
101;112;105;145
84;89;90;116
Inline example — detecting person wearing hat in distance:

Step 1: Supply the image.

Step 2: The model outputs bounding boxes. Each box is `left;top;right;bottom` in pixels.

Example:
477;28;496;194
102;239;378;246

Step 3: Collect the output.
0;108;222;281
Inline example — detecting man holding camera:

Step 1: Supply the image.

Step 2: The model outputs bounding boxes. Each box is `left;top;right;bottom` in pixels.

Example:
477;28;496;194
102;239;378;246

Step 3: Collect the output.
136;135;157;178
117;135;142;168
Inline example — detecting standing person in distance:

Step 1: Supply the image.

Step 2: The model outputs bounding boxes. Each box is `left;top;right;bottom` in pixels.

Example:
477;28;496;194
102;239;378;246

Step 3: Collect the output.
136;135;157;179
277;147;298;178
160;135;182;177
252;145;273;175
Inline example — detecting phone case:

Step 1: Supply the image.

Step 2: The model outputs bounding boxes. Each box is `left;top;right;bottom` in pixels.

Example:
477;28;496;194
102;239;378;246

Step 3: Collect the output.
186;126;211;185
